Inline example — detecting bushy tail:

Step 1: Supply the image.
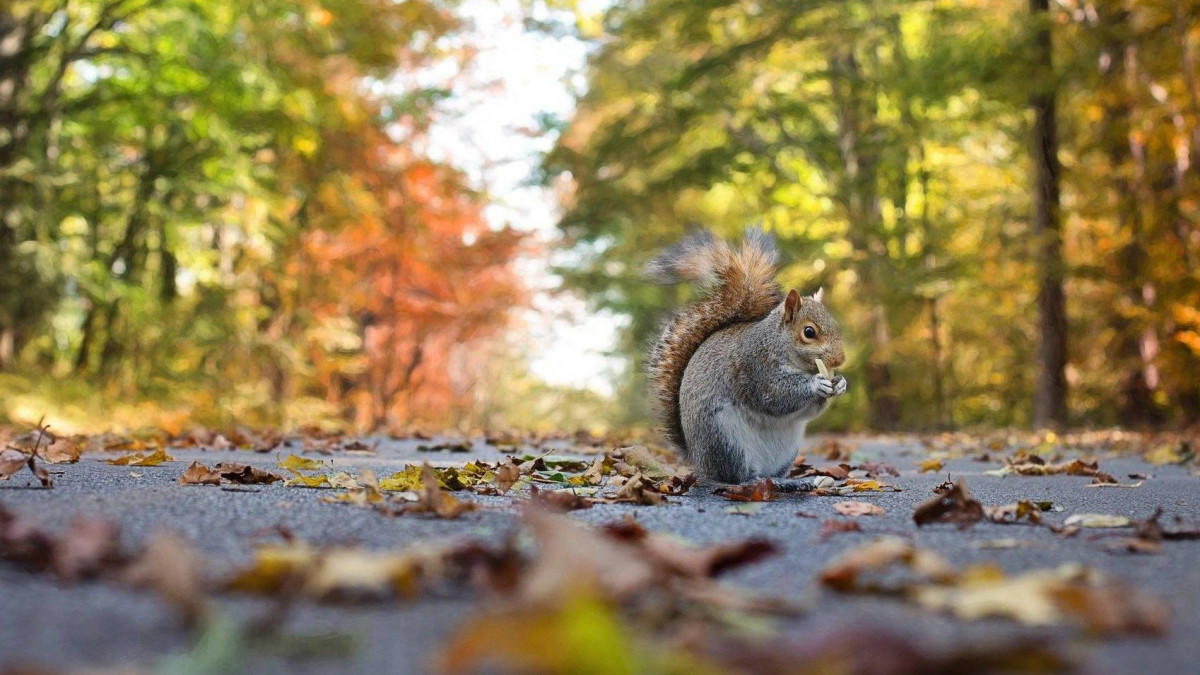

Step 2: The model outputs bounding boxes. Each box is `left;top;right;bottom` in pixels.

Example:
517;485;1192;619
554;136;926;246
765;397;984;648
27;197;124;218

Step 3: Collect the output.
645;229;782;455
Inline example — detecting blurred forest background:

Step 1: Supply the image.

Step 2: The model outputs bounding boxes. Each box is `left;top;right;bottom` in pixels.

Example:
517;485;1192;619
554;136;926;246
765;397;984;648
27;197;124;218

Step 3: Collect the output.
2;0;1199;434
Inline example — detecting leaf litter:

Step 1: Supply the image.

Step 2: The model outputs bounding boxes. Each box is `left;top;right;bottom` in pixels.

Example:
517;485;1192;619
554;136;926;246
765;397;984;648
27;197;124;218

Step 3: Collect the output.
819;536;1169;636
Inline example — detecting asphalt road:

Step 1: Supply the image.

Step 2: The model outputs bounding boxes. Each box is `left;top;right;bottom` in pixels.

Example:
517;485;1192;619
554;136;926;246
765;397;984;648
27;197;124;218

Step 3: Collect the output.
1;435;1197;674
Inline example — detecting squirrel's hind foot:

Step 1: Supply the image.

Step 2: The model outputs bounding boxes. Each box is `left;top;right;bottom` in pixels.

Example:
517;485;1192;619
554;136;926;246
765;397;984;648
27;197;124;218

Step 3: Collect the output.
773;476;835;493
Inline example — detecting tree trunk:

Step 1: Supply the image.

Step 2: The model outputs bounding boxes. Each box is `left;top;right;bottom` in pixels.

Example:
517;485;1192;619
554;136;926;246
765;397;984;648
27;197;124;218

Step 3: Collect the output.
830;44;900;430
1029;0;1068;429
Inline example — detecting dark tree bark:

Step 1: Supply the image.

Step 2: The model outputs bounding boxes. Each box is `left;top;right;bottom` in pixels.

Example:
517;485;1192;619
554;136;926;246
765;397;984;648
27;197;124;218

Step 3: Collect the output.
1029;0;1068;429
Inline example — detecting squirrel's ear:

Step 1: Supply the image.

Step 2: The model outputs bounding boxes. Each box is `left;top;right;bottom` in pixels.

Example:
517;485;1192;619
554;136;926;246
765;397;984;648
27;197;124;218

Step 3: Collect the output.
811;287;825;303
783;289;801;324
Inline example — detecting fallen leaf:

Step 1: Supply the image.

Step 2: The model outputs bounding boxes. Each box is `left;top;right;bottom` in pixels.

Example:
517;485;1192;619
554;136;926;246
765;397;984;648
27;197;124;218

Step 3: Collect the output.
858;461;900;478
982;500;1045;525
214;462;282;485
1104;538;1162;555
1063;513;1131;528
105;448;173;466
277;454;325;471
919;458;944;473
915;563;1169;635
822;537;1169;636
529;485;592;511
819;519;863;538
998;456;1110;478
0;457;27;481
844;478;900;493
52;518;124;581
226;543;428;601
1143;443;1193;465
819;537;955;592
41;437;82;464
912;479;984;528
715;478;778;502
122;532;208;626
973;538;1033;550
285;472;332;488
179;461;222;486
487;465;520;495
724;503;765;516
1084;479;1143;489
833;501;885;516
417;441;473;453
397;466;476;518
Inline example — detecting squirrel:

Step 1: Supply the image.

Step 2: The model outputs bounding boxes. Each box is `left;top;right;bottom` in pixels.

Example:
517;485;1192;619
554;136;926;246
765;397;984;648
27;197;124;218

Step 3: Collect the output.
646;229;848;486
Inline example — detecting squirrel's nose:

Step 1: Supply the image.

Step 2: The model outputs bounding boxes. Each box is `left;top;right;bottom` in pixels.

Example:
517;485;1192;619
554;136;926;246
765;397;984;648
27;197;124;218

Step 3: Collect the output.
827;349;846;369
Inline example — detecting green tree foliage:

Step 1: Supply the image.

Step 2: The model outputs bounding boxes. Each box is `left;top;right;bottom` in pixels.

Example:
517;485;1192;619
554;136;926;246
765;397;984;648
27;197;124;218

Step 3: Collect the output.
0;0;525;430
546;0;1200;429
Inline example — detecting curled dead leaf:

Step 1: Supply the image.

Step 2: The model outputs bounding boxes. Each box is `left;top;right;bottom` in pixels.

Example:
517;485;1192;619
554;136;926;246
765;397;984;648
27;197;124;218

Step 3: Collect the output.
833;501;885;517
715;479;778;502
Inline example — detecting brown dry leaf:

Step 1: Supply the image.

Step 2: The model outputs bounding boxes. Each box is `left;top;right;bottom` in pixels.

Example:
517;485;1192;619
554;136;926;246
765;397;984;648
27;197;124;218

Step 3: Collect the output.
122;532;208;625
833;501;885;517
914;563;1169;635
858;461;900;478
399;466;476;518
819;537;955;592
519;510;658;605
0;457;27;481
52;517;124;581
529;485;592;511
581;456;607;485
179;461;222;486
214;462;282;485
819;519;863;539
610;471;665;505
919;458;944;473
912;479;984;528
814;464;851;480
493;461;522;494
105;448;173;466
1000;456;1108;478
41;437;83;464
1134;508;1200;541
322;470;385;507
225;542;429;601
1;430;53;488
602;516;777;579
657;472;697;496
1085;479;1143;489
1104;538;1162;555
982;500;1044;525
0;503;126;580
715;478;778;502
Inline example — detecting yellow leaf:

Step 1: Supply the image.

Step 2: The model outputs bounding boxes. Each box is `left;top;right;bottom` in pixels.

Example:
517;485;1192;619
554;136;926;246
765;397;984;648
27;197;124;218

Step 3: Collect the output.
285;472;331;488
277;454;325;471
919;458;944;473
105;448;173;466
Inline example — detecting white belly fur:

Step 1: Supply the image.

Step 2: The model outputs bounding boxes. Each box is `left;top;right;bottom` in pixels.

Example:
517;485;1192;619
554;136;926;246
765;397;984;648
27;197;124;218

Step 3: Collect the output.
716;405;809;477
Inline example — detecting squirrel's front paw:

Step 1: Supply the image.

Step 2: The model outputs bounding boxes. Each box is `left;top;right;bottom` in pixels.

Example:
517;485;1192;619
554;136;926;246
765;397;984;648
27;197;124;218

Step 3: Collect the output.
833;374;848;397
812;376;837;398
812;375;848;399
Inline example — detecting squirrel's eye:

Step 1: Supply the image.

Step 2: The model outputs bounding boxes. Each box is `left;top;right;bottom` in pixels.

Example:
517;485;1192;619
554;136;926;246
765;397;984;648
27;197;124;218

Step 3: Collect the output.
803;325;817;340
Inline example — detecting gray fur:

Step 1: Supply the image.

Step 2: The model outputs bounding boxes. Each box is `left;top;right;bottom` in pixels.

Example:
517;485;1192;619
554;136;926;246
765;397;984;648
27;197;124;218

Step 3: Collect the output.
679;302;848;484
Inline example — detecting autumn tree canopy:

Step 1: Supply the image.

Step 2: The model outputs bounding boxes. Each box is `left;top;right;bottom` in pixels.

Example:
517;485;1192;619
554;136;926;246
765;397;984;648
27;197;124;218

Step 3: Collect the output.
546;0;1200;430
0;0;524;430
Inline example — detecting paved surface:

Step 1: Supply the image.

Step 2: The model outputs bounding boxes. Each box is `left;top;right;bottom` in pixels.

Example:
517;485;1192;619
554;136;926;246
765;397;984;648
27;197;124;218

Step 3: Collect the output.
1;435;1198;674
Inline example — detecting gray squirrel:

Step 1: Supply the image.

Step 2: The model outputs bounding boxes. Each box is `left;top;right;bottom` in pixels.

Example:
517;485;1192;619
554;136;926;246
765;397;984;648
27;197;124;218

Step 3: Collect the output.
646;230;848;486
